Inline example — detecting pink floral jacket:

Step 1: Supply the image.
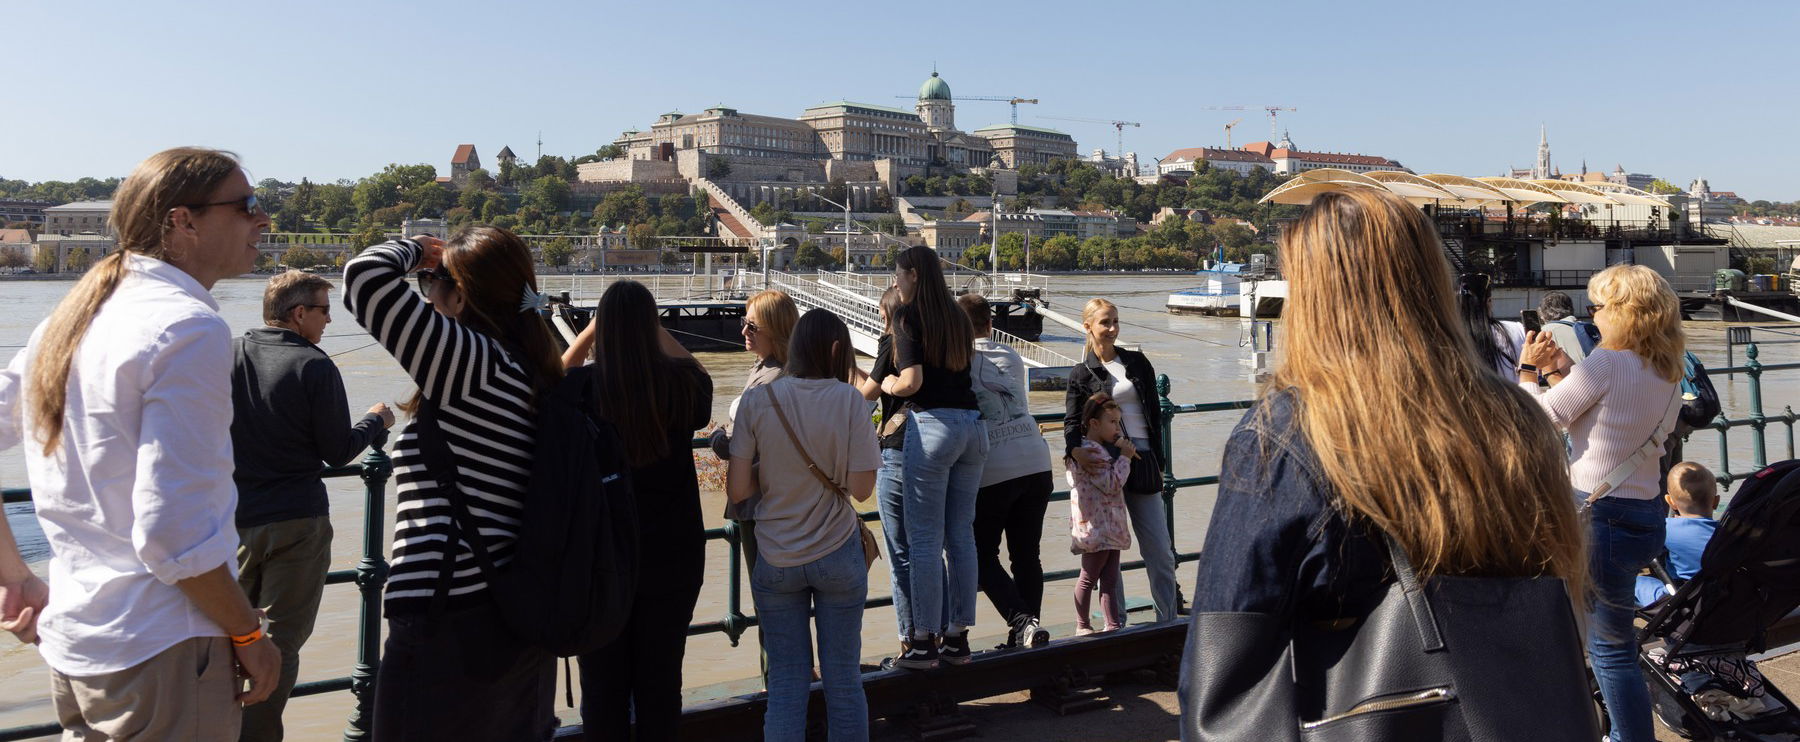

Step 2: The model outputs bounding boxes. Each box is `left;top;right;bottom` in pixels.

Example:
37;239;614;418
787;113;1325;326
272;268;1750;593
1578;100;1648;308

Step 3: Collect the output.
1067;439;1132;554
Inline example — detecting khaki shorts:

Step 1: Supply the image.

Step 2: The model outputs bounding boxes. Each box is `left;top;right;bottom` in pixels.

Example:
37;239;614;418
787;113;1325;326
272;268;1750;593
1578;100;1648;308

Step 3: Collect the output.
50;636;241;741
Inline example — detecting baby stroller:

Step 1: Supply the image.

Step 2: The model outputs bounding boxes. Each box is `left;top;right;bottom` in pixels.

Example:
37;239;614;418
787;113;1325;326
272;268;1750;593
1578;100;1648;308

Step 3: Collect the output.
1635;459;1800;739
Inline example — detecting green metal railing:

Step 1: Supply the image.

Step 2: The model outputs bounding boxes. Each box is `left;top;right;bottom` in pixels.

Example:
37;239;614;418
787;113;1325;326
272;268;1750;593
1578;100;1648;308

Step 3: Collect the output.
0;349;1794;741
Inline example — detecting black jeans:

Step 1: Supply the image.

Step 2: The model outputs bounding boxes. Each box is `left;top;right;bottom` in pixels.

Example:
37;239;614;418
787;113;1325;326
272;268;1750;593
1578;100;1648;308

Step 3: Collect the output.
577;576;703;740
974;471;1052;624
374;599;556;742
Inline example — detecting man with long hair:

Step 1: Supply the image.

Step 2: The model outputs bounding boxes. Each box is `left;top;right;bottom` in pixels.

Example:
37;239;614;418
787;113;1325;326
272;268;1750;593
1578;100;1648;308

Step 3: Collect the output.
0;148;281;739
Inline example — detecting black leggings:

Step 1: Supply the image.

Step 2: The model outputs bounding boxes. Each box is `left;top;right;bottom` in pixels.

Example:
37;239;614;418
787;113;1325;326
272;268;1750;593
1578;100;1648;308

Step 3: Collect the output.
577;575;703;740
974;471;1053;624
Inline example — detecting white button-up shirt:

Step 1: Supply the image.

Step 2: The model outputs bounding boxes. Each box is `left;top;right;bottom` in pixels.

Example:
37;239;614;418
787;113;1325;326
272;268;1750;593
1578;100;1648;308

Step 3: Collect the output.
0;254;240;676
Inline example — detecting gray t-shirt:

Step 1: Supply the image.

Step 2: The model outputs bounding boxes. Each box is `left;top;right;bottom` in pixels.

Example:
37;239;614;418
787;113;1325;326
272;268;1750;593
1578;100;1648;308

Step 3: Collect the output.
730;376;881;567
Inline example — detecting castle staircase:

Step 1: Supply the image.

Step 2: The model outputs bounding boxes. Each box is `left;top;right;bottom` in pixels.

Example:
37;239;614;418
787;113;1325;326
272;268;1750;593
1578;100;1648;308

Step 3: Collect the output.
697;178;764;242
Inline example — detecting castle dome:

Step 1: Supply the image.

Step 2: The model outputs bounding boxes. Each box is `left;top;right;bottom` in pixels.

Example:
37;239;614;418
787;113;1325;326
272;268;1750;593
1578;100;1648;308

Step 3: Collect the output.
918;71;952;101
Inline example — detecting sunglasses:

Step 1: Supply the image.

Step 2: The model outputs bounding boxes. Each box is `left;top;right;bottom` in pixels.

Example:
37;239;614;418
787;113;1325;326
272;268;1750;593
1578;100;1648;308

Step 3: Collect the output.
182;193;262;216
416;268;456;294
1586;304;1605;314
741;318;760;334
303;303;331;317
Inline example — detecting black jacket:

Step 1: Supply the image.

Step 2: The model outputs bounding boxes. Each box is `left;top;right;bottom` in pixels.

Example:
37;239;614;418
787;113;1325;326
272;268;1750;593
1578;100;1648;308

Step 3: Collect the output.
229;327;384;528
1063;346;1163;459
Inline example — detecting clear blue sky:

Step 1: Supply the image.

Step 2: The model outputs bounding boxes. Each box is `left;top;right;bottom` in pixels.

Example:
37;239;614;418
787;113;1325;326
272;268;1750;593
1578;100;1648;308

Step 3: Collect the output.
7;0;1796;199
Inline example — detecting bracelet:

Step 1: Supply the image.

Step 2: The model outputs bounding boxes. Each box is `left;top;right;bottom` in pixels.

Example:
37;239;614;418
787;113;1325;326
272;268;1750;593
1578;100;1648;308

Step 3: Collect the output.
230;625;265;647
1516;363;1538;374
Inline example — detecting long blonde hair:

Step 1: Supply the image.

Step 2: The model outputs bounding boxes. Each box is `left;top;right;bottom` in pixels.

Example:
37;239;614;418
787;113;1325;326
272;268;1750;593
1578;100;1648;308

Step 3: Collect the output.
29;148;242;454
1588;264;1684;382
1266;188;1585;590
1081;297;1117;358
745;290;799;366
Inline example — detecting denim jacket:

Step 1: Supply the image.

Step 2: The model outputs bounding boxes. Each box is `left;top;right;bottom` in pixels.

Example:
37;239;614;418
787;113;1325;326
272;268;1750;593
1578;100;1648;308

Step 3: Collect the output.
1189;388;1389;621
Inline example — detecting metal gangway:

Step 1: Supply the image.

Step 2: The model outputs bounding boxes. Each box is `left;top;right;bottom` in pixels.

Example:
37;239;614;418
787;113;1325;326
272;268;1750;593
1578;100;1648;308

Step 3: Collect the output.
768;271;1079;370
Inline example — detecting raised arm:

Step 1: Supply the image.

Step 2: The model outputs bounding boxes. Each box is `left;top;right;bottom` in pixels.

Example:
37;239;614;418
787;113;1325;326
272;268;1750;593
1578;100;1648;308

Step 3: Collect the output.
343;238;501;404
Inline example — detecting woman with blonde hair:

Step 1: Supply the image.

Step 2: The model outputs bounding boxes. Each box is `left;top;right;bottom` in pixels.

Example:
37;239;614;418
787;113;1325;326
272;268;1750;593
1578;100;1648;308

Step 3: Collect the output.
1062;297;1179;624
1518;263;1685;742
1181;188;1593;740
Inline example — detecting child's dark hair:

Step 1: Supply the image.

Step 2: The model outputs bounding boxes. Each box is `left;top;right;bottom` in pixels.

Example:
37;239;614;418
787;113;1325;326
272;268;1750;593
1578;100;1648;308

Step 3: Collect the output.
1081;392;1119;434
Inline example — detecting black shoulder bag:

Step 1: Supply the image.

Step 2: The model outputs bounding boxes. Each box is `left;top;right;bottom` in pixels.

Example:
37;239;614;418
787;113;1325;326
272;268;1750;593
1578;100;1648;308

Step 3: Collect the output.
1183;533;1597;741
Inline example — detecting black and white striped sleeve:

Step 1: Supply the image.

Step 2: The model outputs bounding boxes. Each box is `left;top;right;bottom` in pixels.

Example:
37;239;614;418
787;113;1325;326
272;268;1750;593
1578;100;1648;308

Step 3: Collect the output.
342;239;498;402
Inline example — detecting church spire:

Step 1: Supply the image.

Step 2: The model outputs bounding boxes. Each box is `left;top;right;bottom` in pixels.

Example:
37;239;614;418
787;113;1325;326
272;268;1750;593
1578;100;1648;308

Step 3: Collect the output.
1534;124;1552;180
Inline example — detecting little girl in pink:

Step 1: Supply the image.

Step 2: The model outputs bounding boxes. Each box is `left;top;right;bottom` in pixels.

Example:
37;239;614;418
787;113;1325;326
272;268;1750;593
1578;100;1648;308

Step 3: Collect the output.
1068;392;1134;634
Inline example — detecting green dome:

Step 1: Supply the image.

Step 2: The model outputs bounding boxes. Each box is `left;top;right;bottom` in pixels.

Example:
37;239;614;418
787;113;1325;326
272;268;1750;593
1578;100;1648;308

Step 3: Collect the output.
918;72;951;101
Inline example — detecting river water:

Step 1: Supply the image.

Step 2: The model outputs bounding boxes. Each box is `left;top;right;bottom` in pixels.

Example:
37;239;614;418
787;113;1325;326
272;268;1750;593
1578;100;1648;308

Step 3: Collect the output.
1;272;1796;738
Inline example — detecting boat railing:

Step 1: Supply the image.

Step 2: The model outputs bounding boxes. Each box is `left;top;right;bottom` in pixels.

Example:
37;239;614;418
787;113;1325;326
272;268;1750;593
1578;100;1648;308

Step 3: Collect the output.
4;348;1798;741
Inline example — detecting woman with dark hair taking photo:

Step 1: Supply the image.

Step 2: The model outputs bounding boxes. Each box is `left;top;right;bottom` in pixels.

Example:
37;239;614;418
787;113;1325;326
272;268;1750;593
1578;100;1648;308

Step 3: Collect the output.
560;281;712;740
1180;188;1594;741
728;309;879;741
344;227;563;740
881;245;986;670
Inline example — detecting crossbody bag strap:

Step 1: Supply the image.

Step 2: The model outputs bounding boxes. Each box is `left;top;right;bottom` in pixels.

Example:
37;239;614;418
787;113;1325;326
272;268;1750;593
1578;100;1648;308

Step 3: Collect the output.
764;385;852;505
1587;385;1684;503
415;400;502;622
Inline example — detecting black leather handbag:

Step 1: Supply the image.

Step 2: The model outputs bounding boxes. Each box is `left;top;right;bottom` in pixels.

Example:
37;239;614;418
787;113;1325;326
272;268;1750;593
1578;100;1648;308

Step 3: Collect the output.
1183;534;1597;741
1125;444;1165;495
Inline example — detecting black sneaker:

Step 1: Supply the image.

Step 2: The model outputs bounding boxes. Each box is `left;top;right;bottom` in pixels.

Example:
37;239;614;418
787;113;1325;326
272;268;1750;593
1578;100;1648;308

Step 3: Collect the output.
894;636;939;670
1021;616;1049;648
940;631;972;665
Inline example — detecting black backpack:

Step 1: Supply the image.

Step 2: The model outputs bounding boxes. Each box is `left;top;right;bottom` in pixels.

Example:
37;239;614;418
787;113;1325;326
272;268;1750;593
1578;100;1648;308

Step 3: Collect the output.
1678;352;1722;430
418;365;639;657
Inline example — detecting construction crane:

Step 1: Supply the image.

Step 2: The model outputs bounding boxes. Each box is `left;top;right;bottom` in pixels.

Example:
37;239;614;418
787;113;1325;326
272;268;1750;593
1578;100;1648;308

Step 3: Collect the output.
1223;118;1243;149
1200;105;1298;141
1039;116;1143;157
893;95;1038;124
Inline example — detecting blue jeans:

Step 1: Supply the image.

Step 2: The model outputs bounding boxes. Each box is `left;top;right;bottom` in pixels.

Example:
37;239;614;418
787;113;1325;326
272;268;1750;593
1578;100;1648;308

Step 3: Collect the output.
876;447;913;638
902;407;988;635
751;534;869;742
1587;496;1667;742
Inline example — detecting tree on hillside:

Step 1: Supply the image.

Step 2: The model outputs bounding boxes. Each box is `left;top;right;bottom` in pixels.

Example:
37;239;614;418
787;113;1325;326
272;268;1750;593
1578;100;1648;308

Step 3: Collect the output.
594;186;651;227
281;246;324;269
1648;179;1683;195
541;237;573;267
706;159;731;179
791;241;830;270
524;176;572;213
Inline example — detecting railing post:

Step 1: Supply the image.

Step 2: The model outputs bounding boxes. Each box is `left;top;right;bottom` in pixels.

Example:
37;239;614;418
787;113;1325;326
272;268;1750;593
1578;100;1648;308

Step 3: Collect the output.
343;432;391;742
1155;374;1177;551
1748;344;1767;470
721;520;748;647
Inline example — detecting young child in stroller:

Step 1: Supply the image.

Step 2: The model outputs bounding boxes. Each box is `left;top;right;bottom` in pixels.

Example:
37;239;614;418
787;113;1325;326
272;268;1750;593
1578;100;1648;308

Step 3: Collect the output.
1636;459;1800;737
1637;462;1721;608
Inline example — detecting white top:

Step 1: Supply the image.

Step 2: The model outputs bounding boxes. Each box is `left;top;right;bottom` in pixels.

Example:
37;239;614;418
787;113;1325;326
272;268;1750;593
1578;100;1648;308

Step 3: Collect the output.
1520;348;1680;501
1102;357;1150;440
0;254;240;675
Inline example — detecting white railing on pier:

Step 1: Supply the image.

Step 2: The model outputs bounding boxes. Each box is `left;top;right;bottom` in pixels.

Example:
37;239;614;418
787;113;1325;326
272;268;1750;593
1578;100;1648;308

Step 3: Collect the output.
774;272;1076;369
539;273;752;305
815;270;890;301
767;271;887;357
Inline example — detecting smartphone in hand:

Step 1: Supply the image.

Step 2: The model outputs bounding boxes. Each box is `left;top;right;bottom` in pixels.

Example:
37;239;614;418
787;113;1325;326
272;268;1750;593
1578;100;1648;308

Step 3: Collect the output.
1520;309;1542;334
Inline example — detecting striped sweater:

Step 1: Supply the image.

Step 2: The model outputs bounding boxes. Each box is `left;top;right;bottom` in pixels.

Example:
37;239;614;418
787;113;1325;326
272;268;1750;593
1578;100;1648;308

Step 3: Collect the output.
343;240;537;615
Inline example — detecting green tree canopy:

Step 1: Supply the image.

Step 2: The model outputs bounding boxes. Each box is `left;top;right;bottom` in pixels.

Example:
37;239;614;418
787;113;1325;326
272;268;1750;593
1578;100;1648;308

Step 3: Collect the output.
540;237;574;267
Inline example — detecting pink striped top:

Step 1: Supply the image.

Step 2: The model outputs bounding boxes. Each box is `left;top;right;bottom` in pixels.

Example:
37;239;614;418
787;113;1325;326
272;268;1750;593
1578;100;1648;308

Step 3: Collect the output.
1520;348;1679;501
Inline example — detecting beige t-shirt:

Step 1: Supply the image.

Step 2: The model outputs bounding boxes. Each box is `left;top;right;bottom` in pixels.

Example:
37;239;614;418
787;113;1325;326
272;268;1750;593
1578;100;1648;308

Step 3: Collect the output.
730;376;881;567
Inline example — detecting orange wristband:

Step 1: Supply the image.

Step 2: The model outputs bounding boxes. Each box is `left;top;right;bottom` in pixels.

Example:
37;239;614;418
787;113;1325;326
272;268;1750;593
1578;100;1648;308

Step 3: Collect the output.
230;626;264;647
